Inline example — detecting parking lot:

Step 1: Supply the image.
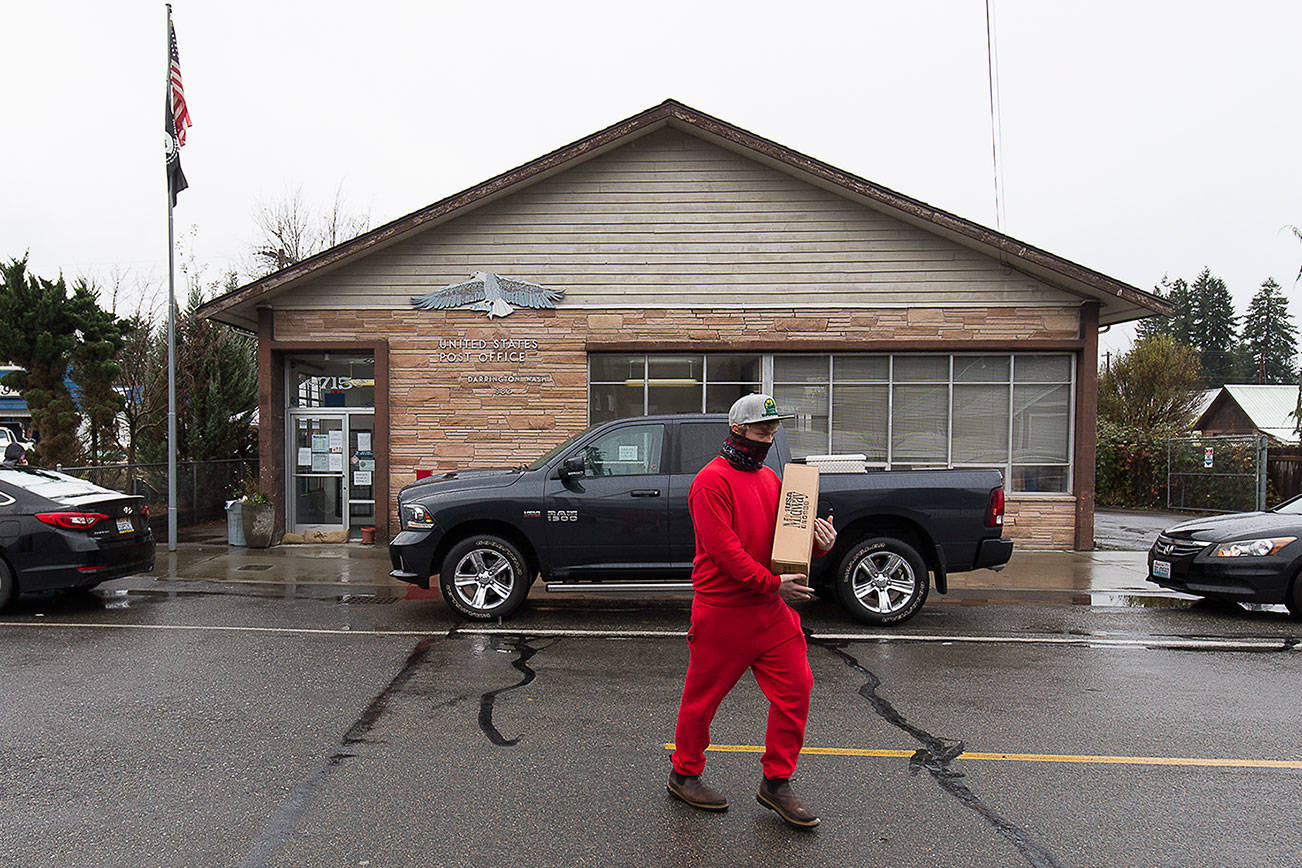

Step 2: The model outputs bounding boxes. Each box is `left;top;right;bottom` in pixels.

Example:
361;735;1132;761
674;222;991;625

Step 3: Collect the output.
2;538;1300;867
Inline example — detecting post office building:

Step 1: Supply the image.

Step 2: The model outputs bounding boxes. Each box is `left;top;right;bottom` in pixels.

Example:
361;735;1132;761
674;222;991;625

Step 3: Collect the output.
197;100;1169;549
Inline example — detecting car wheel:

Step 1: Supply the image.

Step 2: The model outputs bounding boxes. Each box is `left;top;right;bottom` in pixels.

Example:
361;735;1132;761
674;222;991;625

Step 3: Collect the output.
439;535;531;620
1286;573;1302;621
0;558;14;612
834;536;929;626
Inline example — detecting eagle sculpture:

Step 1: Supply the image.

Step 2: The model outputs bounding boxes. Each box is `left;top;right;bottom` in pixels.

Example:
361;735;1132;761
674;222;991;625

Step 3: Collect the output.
409;271;564;319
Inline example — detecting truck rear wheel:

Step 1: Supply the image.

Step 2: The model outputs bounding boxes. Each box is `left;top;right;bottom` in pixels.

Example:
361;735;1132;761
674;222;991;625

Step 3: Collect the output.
439;535;531;620
835;537;929;626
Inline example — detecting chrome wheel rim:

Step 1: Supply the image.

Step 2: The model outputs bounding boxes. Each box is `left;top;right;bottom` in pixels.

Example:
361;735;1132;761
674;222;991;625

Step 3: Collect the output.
452;548;516;612
850;551;916;614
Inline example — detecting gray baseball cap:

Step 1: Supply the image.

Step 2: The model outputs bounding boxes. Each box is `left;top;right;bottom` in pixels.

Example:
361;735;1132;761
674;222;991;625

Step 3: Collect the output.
728;393;795;427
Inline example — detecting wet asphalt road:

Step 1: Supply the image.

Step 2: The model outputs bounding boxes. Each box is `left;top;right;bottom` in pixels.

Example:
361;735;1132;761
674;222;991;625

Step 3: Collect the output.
1;580;1300;868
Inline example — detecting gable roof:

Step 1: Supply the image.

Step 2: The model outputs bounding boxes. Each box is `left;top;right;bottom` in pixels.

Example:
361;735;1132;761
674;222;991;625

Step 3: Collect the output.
197;99;1172;331
1197;384;1302;444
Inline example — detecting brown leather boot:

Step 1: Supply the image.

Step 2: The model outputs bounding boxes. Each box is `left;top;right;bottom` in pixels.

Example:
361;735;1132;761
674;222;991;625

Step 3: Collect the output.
757;777;820;828
667;771;729;811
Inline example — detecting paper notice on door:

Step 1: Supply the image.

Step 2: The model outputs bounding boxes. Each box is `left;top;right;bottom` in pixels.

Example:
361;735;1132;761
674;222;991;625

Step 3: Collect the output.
328;453;344;472
328;430;344;452
359;458;375;471
311;453;330;472
618;445;639;461
357;432;371;451
312;434;328;452
353;470;372;486
297;447;312;467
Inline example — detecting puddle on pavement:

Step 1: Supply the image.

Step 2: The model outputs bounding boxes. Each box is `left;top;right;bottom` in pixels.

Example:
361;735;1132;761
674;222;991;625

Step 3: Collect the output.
336;594;400;605
102;588;132;610
1086;592;1197;609
1085;592;1291;617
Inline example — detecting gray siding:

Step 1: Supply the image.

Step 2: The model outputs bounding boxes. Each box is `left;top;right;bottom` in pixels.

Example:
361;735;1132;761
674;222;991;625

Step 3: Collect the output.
276;128;1080;310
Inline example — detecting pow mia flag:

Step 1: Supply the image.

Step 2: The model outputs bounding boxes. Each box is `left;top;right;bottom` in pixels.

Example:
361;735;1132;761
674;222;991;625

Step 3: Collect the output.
165;6;190;206
165;99;187;206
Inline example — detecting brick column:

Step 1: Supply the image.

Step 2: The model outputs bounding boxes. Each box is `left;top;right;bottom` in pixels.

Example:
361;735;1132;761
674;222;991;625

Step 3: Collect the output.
1073;303;1099;550
257;309;286;537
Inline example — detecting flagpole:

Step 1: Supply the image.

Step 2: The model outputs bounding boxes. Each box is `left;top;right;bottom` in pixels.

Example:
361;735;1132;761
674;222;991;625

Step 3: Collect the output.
166;4;178;553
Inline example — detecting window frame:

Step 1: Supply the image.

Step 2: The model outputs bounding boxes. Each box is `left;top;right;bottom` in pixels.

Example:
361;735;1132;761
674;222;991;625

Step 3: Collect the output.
587;351;1076;493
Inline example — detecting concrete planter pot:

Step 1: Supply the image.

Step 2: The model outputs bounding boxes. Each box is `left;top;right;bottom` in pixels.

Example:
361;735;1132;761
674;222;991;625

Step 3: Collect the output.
241;501;276;549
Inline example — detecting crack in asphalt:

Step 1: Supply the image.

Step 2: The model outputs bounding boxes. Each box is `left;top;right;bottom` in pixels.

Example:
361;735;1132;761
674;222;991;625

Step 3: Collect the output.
812;636;1066;868
238;636;435;868
478;635;559;747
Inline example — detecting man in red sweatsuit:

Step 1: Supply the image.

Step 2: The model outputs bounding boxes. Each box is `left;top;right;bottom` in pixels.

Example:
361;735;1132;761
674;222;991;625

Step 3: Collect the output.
667;393;836;829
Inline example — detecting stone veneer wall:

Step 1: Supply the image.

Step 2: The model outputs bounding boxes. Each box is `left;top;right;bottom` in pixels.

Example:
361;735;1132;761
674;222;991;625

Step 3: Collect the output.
273;305;1082;547
1003;497;1077;549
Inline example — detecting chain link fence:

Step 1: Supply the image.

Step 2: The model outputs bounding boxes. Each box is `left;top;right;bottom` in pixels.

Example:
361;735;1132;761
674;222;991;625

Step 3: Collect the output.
1166;435;1265;513
56;459;258;528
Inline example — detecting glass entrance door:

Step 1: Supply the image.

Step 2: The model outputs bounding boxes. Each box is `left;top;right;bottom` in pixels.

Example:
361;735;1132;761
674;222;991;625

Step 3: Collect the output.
289;414;378;537
346;415;376;536
291;416;346;532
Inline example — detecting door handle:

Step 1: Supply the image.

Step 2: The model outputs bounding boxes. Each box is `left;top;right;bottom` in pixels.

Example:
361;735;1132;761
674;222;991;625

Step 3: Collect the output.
631;489;661;497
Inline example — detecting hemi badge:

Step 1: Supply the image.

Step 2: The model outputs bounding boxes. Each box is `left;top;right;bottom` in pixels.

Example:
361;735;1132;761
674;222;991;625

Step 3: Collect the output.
523;510;541;519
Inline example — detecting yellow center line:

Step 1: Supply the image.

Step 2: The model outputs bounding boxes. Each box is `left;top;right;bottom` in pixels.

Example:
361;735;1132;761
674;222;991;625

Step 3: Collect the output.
662;743;1302;770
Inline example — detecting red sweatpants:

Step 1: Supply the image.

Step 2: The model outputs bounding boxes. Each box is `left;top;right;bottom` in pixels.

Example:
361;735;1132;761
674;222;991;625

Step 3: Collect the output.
671;599;813;780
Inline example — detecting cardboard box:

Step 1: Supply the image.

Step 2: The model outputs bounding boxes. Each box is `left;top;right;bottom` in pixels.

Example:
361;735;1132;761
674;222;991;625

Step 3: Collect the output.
770;463;820;575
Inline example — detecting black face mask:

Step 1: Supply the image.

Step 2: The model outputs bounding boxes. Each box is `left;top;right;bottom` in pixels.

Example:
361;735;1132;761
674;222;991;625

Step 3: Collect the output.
720;430;771;471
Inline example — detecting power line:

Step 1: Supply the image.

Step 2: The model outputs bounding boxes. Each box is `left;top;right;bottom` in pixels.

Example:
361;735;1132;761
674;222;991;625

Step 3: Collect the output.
984;0;1007;235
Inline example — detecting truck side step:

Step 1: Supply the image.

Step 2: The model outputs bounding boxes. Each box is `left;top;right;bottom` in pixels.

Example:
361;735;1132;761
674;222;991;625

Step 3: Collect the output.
545;582;694;593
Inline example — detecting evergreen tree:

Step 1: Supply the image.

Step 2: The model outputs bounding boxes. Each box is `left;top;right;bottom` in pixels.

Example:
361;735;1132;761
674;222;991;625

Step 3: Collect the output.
1136;275;1195;343
1188;267;1243;387
116;313;168;466
1242;278;1297;384
68;281;133;464
1135;279;1170;341
0;258;85;466
135;274;257;464
176;279;257;461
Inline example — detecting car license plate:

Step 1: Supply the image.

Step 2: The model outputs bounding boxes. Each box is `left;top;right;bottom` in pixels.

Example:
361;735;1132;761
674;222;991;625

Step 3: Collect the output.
1152;559;1171;579
116;517;133;534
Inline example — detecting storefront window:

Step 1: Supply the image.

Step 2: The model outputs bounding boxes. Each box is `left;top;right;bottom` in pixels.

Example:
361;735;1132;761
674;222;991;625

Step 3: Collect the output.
589;353;761;423
1011;355;1072;492
647;355;703;416
587;351;1075;493
288;354;375;408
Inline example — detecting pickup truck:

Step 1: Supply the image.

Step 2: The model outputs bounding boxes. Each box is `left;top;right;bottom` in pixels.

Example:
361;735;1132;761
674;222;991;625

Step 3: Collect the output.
389;414;1013;625
0;427;35;456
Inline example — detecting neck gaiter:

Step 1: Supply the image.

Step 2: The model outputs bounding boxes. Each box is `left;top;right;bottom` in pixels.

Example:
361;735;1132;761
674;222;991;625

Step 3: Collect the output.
720;430;771;471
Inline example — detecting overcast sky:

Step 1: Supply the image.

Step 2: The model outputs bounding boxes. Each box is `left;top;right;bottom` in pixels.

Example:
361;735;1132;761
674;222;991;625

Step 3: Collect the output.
3;0;1299;358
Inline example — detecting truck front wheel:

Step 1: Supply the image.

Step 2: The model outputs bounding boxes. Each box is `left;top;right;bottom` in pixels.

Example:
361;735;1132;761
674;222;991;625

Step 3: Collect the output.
439;535;531;620
835;537;929;626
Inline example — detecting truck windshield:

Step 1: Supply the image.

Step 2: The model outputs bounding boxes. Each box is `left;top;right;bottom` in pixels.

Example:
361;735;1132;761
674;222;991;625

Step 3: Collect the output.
526;430;588;472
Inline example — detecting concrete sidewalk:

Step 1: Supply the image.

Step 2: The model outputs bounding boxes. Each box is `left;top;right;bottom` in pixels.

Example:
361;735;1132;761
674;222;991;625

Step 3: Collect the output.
147;520;1164;603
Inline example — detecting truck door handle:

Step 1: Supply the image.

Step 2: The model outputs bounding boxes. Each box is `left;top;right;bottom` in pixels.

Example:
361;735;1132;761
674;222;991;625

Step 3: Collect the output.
631;489;661;497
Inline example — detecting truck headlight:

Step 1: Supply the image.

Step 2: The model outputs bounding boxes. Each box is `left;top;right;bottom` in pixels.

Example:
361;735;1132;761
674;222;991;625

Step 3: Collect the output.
402;503;435;529
1212;537;1296;557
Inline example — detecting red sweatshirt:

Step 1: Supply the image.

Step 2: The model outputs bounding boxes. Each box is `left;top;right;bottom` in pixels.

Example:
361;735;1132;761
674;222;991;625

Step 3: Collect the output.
688;456;796;607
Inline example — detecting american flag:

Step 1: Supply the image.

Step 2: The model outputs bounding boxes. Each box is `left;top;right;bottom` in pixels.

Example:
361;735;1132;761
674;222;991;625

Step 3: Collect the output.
168;12;191;146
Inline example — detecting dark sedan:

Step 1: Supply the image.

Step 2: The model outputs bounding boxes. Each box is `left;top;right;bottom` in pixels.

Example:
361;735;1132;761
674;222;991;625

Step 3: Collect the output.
0;465;155;610
1148;494;1302;617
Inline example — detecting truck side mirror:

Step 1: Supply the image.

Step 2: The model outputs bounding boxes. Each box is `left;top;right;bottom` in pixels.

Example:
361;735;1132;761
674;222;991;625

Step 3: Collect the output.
559;455;585;479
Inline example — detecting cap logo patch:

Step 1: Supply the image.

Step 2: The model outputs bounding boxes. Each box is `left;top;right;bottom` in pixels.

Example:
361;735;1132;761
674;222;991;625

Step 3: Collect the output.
764;398;778;417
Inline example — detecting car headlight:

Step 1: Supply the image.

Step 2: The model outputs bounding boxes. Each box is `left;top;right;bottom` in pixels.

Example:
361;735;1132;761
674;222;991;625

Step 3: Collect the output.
1212;537;1296;557
402;503;435;529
